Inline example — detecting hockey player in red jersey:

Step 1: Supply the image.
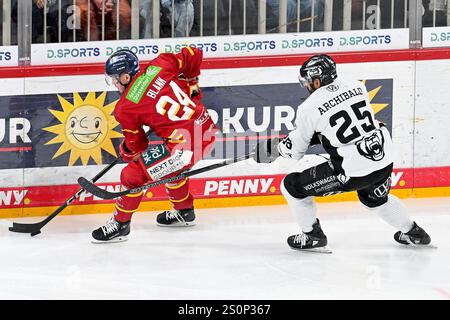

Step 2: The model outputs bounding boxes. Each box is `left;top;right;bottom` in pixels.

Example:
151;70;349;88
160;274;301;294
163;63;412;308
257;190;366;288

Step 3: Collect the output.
92;48;218;243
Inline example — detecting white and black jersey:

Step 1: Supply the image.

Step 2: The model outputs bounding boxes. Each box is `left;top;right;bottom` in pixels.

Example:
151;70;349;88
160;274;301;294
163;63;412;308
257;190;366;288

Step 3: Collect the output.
278;78;393;178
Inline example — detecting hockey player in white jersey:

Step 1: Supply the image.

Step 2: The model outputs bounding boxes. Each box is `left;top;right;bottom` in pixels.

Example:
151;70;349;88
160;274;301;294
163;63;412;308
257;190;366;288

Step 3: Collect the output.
253;54;431;252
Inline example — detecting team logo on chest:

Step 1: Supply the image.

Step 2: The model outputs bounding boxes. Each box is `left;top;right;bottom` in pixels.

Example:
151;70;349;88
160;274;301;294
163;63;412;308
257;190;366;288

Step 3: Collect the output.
326;84;339;92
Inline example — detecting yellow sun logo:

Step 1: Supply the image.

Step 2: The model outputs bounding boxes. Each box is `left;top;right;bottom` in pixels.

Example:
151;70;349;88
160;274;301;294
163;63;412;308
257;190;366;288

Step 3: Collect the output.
43;92;123;166
362;80;389;114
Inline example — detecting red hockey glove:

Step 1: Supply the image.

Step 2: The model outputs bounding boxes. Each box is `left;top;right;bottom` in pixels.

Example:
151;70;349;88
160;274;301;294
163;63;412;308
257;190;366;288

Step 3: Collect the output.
188;77;202;99
119;140;140;162
179;74;202;99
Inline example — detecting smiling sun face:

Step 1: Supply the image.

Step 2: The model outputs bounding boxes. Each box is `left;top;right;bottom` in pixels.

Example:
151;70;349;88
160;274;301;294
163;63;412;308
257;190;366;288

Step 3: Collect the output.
66;105;108;148
44;92;122;166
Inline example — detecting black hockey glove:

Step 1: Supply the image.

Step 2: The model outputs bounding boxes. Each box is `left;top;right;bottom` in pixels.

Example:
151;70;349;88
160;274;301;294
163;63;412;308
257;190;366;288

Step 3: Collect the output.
253;137;280;163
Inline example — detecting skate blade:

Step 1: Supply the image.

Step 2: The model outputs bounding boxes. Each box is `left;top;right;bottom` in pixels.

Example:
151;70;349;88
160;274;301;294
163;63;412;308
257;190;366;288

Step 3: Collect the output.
157;221;196;228
91;235;129;244
290;245;333;254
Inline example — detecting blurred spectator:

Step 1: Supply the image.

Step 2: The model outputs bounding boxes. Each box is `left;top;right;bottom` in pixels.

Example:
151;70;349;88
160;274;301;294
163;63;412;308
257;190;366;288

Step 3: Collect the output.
190;0;201;36
229;0;258;35
423;0;447;27
36;0;72;42
201;1;229;36
201;0;258;36
351;0;410;30
379;0;408;29
139;0;153;38
266;0;324;33
344;0;377;30
301;0;324;31
352;0;379;29
12;0;72;43
266;0;297;32
139;0;194;38
77;0;131;41
161;0;194;37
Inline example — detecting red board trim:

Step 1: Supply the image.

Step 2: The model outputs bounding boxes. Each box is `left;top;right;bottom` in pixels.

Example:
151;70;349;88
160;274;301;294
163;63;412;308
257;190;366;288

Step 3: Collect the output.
0;147;33;152
1;48;450;79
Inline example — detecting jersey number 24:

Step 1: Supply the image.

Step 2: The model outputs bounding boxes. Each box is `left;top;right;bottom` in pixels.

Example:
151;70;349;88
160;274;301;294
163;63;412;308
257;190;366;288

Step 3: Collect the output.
156;81;196;121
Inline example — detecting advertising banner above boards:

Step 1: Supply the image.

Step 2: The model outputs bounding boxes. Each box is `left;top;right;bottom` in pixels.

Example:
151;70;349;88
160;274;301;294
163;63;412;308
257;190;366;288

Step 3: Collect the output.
0;46;18;67
423;26;450;48
30;28;410;65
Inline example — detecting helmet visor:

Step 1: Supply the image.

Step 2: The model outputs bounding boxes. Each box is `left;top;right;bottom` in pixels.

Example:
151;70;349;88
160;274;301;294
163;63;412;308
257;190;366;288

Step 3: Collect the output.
105;73;120;86
298;74;310;88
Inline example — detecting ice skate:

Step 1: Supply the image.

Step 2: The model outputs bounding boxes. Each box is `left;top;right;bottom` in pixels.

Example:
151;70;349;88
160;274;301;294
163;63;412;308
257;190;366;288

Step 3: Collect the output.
156;208;196;227
287;219;332;254
91;217;130;243
394;221;433;247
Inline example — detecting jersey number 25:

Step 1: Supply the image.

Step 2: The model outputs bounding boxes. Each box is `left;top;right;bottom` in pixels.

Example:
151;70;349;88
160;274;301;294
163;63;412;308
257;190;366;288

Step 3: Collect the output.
329;100;376;144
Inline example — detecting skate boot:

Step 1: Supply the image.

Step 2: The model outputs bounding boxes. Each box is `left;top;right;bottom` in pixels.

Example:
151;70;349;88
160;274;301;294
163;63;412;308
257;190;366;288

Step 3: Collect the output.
91;217;130;243
287;219;331;253
156;208;196;227
394;222;431;246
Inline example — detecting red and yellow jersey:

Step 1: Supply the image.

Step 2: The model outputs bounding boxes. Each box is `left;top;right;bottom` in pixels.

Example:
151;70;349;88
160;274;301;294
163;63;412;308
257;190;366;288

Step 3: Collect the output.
114;47;215;154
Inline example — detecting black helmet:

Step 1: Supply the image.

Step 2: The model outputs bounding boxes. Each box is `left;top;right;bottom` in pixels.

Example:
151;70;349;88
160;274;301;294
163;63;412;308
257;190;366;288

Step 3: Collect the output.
104;49;140;85
299;54;337;88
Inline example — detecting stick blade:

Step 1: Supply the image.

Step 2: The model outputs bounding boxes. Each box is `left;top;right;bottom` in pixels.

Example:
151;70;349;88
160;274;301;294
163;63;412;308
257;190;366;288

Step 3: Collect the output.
77;177;122;200
9;222;42;235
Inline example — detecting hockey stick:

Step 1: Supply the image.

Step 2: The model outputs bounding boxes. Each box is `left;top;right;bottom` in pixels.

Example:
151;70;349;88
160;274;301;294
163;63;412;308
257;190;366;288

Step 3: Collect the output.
9;130;154;236
78;152;254;200
8;158;120;236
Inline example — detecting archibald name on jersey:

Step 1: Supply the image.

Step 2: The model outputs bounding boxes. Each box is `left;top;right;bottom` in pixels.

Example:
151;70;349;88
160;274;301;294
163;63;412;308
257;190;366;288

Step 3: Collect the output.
318;87;363;115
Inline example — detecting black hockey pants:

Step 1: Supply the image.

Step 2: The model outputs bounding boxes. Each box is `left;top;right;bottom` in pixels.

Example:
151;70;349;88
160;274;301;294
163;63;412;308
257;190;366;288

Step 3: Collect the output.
282;160;394;208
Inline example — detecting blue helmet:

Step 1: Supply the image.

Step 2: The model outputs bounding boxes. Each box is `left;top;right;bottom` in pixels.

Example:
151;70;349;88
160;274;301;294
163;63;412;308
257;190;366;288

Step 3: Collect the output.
104;49;140;85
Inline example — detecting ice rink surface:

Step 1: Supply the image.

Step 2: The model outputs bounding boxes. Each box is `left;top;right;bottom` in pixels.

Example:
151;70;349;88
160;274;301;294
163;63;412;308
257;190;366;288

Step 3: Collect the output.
0;197;449;300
